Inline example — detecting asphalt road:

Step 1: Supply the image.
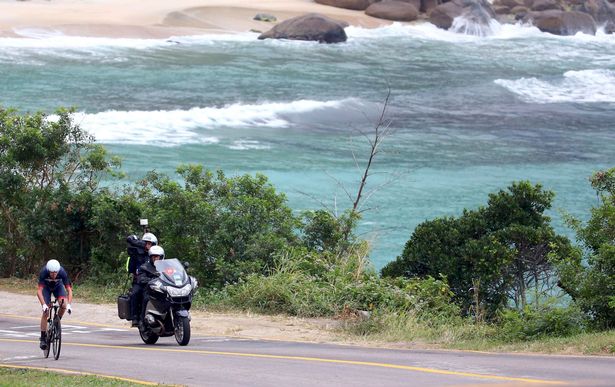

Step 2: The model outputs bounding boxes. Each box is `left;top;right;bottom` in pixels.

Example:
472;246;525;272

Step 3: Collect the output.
0;313;613;386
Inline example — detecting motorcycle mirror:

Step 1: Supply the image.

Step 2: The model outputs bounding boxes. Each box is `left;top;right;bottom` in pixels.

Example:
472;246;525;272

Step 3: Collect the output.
183;261;190;269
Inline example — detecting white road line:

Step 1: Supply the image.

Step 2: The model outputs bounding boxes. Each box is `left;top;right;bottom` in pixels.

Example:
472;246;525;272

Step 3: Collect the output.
1;355;39;362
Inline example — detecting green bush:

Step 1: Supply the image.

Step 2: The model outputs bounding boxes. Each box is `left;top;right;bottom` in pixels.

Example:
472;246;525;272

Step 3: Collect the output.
558;168;615;329
212;245;460;321
497;302;586;341
383;181;574;320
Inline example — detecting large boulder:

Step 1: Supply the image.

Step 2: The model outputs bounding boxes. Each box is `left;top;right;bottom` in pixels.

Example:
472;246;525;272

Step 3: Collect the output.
365;0;420;21
421;0;441;13
493;0;524;8
522;10;597;35
400;0;422;10
314;0;376;11
531;0;562;11
429;0;496;30
573;0;615;33
258;13;348;43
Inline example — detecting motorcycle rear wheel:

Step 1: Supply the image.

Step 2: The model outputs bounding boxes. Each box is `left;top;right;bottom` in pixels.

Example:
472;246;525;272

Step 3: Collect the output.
139;326;159;345
174;316;191;346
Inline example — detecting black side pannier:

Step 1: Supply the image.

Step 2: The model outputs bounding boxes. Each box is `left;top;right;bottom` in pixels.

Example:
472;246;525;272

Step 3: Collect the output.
117;294;130;320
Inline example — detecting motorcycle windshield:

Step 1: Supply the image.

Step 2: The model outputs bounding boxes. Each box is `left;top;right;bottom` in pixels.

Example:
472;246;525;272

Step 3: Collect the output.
154;259;188;287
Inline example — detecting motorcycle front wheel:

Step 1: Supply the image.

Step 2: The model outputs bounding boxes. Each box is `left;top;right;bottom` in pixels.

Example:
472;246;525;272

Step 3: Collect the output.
139;326;159;345
174;315;191;346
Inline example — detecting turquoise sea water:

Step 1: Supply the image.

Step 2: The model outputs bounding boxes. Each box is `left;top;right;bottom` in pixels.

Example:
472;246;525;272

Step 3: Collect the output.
1;23;614;269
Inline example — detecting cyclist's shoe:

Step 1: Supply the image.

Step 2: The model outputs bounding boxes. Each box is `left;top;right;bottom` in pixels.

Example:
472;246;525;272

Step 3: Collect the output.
39;338;48;350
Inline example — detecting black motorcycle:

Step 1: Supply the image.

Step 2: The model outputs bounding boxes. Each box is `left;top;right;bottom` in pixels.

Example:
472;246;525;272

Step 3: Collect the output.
138;259;198;346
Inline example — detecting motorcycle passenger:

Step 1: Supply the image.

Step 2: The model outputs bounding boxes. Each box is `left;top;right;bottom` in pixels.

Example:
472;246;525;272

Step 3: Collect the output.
37;259;73;350
127;232;157;327
137;245;165;323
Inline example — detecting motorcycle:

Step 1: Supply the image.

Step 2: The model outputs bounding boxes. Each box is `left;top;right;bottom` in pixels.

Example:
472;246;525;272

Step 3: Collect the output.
138;258;198;346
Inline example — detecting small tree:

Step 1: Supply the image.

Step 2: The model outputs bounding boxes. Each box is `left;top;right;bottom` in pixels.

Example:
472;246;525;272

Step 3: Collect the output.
0;108;119;276
299;88;396;256
558;168;615;329
382;181;573;319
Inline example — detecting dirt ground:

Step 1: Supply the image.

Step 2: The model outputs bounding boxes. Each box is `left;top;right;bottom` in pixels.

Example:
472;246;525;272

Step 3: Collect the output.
0;290;347;344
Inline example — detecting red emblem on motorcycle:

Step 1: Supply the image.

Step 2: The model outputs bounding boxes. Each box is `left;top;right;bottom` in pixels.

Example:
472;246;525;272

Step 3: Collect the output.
165;268;175;276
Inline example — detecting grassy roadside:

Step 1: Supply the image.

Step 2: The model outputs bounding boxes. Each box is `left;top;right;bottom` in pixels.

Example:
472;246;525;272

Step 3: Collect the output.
338;311;615;356
0;366;161;386
2;277;613;356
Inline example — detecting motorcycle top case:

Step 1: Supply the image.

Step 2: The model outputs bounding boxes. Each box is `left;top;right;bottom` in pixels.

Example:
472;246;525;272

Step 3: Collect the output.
117;294;131;320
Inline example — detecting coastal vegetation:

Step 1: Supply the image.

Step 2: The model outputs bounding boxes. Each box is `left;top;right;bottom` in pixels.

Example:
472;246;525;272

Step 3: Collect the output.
0;108;613;352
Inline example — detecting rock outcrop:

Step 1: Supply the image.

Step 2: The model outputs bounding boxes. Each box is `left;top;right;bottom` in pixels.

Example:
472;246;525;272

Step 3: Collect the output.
522;10;597;35
258;13;348;43
573;0;615;33
365;0;420;21
314;0;376;11
310;0;615;35
428;0;496;31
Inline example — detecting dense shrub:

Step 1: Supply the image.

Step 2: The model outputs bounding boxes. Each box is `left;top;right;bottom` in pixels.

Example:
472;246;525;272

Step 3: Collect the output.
558;168;615;329
382;181;574;320
497;302;586;341
217;246;459;320
0;108;121;277
135;166;300;287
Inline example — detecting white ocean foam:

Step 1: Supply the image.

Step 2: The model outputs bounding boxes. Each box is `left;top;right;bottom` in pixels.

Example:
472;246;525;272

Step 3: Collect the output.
345;20;615;42
494;69;615;103
0;28;257;49
346;22;478;42
346;21;540;42
69;99;352;146
227;140;271;151
1;21;611;50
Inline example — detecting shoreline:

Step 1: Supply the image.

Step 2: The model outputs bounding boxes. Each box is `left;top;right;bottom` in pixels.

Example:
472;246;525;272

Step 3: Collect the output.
0;0;392;39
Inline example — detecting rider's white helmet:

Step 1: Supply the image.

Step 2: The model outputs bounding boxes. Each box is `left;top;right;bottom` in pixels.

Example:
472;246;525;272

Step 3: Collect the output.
142;233;158;245
46;259;61;272
148;245;165;259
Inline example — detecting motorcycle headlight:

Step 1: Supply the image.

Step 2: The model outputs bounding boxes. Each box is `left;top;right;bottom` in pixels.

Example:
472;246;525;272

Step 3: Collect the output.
150;279;164;293
167;284;192;297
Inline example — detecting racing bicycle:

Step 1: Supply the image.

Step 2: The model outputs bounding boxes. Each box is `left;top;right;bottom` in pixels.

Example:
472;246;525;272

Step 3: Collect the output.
42;298;66;360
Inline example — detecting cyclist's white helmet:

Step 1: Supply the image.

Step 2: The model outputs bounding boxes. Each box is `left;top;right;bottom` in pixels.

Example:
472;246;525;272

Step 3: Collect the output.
46;259;61;272
148;245;164;259
142;233;158;245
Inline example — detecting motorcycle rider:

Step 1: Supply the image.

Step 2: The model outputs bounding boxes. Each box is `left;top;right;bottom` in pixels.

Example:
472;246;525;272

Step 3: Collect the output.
37;259;73;350
127;232;157;327
137;245;165;323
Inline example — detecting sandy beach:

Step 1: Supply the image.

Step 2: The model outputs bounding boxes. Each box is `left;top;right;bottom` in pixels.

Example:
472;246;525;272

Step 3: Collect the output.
0;0;390;38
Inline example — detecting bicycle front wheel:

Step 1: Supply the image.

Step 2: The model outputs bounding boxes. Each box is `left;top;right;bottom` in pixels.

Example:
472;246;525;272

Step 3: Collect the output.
52;316;62;360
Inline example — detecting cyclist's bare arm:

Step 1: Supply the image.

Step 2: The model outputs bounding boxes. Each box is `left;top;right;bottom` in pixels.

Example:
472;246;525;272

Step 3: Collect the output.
36;285;46;308
67;286;73;305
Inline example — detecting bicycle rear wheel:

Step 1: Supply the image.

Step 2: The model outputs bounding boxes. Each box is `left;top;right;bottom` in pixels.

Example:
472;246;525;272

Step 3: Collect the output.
52;316;61;360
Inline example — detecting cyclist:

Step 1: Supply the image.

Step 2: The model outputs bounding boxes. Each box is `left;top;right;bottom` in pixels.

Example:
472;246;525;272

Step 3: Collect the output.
37;259;73;350
127;232;157;326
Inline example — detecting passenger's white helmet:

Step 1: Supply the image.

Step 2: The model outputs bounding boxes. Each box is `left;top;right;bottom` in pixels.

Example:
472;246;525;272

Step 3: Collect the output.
142;233;158;245
148;245;165;259
46;259;61;272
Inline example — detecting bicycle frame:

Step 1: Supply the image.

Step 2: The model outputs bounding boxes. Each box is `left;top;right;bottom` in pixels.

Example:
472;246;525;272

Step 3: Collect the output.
42;298;62;360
